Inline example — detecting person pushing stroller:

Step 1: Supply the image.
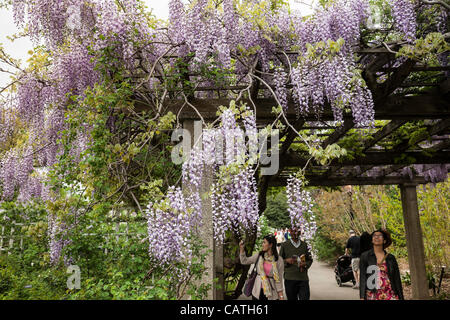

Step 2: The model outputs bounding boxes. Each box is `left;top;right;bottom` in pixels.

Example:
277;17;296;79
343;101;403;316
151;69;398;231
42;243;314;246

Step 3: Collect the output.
345;230;361;289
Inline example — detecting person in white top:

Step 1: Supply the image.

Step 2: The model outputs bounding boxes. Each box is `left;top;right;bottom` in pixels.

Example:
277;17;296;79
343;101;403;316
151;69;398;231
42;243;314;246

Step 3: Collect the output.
276;230;284;245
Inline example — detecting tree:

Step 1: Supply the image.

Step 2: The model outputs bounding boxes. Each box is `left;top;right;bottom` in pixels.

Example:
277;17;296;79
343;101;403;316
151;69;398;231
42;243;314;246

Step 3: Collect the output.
263;189;291;229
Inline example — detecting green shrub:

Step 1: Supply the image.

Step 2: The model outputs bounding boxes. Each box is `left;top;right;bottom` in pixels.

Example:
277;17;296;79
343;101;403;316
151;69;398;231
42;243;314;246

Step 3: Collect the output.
312;229;343;264
0;201;210;300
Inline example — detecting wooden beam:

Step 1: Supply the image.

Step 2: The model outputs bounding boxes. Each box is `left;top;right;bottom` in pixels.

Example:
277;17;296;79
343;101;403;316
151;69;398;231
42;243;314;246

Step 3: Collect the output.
378;164;405;177
400;183;430;299
269;176;428;187
182;120;223;300
381;66;450;72
353;118;450;177
390;118;450;153
322;118;354;149
281;150;450;167
322;120;408;178
363;120;408;152
375;59;417;103
134;93;450;121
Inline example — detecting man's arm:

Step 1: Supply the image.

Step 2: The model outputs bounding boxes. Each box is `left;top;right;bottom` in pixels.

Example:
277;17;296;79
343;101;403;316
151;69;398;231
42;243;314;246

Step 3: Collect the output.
359;253;368;299
279;244;295;265
345;238;351;256
279;243;285;259
304;243;313;269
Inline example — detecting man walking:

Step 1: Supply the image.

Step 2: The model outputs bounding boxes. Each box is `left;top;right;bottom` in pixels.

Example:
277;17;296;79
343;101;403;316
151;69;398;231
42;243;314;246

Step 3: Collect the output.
345;230;361;289
279;227;313;300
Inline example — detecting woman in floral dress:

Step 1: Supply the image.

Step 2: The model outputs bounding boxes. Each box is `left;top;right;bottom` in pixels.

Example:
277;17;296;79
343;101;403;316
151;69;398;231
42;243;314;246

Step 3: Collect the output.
359;229;404;300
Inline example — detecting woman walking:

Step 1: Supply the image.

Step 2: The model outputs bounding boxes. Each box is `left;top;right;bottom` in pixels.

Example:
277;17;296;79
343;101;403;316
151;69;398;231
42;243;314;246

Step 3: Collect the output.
240;235;285;300
359;229;404;300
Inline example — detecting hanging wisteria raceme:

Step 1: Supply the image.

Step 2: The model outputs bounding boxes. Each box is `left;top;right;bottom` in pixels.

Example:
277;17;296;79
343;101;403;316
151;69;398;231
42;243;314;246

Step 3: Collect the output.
286;175;317;249
0;147;35;201
145;186;201;266
212;166;259;244
364;164;450;185
0;103;16;147
389;0;417;43
436;8;448;34
211;108;259;243
169;106;260;247
48;212;73;265
273;67;288;112
0;150;19;200
182;141;204;190
169;0;186;47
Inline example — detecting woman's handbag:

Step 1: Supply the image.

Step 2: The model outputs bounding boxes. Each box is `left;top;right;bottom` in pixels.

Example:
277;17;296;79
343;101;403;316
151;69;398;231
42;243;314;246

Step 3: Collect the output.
243;255;260;297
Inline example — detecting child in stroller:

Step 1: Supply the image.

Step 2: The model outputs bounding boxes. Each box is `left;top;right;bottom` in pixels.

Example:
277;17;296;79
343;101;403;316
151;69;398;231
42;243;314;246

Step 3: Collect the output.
334;255;356;287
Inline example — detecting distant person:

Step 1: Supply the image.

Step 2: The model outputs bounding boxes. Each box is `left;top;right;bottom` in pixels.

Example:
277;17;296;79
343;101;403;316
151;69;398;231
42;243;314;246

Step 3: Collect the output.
345;230;361;289
359;229;404;300
279;227;313;300
240;235;285;300
276;230;284;248
284;228;290;241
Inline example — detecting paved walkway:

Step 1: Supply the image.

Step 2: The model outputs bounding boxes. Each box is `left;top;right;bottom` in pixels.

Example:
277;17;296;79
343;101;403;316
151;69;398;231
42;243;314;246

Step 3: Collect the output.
237;259;359;300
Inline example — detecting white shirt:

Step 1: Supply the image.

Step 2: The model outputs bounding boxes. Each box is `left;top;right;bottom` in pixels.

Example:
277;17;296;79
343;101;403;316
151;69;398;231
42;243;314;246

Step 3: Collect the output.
290;238;301;248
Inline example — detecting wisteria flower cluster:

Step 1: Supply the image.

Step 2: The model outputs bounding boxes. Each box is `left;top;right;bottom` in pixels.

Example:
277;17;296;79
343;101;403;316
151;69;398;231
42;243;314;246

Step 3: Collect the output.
2;0;153;203
286;175;317;249
48;212;73;265
210;108;260;244
403;164;449;184
2;0;378;206
145;186;201;266
389;0;417;43
147;106;260;266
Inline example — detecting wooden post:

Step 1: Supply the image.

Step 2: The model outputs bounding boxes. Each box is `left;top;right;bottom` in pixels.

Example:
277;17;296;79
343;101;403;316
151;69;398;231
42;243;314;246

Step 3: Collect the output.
214;238;224;300
182;120;224;300
400;183;429;299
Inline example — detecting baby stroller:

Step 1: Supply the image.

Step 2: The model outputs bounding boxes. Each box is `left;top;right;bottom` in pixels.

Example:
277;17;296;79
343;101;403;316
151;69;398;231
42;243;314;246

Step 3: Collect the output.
334;255;356;287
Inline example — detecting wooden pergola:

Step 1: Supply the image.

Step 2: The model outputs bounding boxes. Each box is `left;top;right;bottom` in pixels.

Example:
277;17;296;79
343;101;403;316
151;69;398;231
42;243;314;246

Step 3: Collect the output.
136;40;450;299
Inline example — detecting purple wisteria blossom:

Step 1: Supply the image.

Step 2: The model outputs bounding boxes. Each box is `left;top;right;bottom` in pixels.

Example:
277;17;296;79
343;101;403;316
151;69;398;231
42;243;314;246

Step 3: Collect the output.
286;175;317;249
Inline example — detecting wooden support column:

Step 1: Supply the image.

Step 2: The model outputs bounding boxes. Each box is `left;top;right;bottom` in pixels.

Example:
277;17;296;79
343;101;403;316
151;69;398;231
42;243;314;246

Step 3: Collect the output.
182;120;223;300
400;183;429;299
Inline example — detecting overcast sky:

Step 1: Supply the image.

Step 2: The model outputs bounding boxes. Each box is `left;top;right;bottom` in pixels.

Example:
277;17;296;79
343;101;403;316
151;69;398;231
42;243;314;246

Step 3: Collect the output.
0;0;316;89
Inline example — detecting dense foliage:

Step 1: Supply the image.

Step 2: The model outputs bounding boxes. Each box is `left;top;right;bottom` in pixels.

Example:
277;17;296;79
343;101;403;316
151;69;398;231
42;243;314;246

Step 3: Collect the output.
263;189;291;229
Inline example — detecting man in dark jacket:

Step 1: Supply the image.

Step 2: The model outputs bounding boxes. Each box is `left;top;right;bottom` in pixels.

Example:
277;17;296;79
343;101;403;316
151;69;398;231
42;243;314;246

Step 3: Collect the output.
279;227;313;300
